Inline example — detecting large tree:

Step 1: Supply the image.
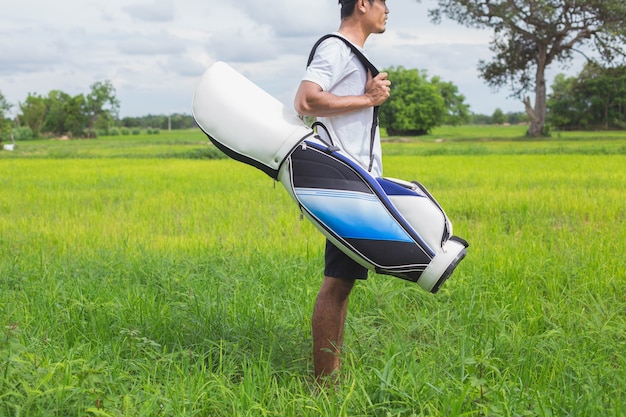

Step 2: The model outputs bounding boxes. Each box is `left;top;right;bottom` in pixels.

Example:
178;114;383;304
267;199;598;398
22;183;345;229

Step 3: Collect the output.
85;80;120;135
428;0;626;136
43;90;71;135
20;94;47;138
380;66;444;135
380;66;468;135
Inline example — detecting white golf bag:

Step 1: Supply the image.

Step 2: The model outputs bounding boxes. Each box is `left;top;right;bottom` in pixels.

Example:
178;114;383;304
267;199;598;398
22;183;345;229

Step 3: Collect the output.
192;62;468;293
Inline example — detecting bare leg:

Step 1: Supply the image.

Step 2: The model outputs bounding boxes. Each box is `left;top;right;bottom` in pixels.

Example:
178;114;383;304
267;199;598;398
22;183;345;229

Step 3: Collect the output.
312;276;355;381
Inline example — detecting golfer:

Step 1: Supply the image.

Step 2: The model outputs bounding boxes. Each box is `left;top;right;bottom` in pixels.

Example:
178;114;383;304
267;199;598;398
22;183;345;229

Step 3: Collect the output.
294;0;391;382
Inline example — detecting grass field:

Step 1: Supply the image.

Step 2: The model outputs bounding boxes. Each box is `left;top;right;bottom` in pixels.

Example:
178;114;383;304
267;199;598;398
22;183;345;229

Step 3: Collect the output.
1;127;625;416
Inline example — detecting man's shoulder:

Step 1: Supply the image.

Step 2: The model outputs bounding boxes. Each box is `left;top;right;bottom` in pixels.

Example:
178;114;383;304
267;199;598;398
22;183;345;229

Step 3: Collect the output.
314;34;353;56
309;34;360;71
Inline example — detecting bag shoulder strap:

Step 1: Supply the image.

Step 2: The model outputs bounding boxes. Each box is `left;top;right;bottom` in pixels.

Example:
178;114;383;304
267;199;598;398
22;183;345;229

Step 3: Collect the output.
306;34;380;172
307;34;379;77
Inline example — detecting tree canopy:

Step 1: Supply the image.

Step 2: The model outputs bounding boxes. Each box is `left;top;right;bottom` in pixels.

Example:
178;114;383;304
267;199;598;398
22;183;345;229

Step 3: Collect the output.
548;63;626;130
85;80;120;134
16;81;120;138
428;0;626;136
379;66;469;135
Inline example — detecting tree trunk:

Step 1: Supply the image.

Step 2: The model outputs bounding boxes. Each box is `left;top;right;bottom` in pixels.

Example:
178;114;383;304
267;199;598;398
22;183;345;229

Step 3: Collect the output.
527;50;548;136
524;96;539;130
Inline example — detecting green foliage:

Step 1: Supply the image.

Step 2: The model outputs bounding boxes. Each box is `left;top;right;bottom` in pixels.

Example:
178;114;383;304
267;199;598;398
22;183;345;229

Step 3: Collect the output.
19;94;47;138
380;67;447;135
12;126;34;141
380;67;470;135
431;76;471;125
0;90;13;143
505;110;529;124
0;90;10;115
548;63;626;130
121;114;196;130
15;82;119;139
469;111;528;126
42;90;71;135
86;80;120;134
491;108;506;124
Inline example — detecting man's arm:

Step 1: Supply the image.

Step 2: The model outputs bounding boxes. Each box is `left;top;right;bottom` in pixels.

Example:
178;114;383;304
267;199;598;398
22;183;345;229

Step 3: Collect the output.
294;71;391;117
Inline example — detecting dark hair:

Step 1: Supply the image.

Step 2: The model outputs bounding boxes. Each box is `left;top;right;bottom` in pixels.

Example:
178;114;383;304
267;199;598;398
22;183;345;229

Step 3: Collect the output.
339;0;373;19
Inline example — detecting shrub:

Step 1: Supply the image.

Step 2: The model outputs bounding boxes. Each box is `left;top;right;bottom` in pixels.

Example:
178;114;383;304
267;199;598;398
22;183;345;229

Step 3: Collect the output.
12;127;34;141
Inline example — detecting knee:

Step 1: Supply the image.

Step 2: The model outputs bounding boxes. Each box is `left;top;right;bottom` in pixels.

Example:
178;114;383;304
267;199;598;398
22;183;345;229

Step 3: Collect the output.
319;276;355;301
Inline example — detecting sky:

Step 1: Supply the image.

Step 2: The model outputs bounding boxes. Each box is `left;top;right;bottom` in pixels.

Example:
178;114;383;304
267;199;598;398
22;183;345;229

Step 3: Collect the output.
1;0;587;118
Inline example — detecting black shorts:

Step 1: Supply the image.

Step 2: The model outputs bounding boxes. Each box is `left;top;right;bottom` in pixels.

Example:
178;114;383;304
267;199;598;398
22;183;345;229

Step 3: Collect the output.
324;239;368;280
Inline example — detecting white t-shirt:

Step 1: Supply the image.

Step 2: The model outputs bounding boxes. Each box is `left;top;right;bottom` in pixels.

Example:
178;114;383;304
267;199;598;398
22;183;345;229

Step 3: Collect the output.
301;33;383;177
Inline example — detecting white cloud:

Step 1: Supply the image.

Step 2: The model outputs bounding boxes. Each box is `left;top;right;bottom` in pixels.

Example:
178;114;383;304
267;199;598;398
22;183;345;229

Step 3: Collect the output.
0;0;587;117
117;30;188;55
207;26;280;63
164;54;208;77
0;35;63;74
122;0;176;22
232;0;337;37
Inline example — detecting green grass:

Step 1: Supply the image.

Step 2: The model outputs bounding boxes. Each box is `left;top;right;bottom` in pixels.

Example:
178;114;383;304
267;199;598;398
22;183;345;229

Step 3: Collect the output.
1;128;625;416
0;130;223;160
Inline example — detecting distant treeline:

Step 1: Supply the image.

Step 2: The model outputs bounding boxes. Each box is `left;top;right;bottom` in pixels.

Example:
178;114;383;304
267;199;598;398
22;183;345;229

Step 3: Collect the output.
3;62;625;143
470;110;529;126
119;114;197;131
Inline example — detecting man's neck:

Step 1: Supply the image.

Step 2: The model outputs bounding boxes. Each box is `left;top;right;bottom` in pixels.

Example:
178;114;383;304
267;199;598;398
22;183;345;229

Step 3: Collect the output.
337;22;369;48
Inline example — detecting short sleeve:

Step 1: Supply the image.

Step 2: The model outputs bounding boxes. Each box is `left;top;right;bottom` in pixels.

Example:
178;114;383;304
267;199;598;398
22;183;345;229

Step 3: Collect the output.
302;38;353;92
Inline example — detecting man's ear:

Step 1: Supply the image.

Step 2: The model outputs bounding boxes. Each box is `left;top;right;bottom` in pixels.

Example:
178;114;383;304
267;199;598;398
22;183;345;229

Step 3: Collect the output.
358;0;368;13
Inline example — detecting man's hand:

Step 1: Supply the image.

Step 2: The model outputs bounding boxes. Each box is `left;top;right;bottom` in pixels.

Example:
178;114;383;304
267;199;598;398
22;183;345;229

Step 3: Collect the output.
365;71;391;106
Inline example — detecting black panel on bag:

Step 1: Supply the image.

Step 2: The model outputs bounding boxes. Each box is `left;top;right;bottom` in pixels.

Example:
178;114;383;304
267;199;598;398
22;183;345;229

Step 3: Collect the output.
344;238;432;269
290;146;372;194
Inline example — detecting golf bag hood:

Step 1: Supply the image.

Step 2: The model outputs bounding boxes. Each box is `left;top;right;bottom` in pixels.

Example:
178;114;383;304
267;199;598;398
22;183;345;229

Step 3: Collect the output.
191;61;312;179
192;61;468;293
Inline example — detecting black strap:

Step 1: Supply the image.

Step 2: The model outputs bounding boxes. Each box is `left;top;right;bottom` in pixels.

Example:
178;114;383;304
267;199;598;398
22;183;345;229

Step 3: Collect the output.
307;34;379;76
306;34;380;172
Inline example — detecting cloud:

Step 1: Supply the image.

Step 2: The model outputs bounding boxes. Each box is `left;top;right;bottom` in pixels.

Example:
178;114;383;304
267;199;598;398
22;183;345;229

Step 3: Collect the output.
122;0;176;23
232;0;337;37
117;30;188;55
164;54;207;77
0;29;67;74
207;26;280;63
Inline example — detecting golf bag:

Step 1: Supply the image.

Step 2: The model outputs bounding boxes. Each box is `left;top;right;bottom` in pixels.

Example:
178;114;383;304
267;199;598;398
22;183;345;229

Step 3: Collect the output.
192;61;468;293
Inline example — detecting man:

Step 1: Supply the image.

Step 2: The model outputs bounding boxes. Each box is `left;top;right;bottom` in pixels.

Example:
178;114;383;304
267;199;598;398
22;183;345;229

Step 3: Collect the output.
293;0;391;382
